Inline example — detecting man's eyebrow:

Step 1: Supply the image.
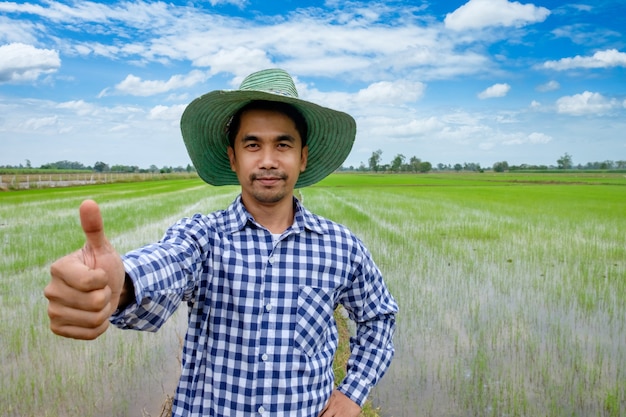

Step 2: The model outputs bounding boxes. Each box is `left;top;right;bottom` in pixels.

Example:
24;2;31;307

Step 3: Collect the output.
239;134;297;143
240;135;259;143
276;134;297;143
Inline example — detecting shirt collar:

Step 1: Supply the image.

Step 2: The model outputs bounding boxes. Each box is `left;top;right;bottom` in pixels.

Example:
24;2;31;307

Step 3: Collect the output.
226;194;328;235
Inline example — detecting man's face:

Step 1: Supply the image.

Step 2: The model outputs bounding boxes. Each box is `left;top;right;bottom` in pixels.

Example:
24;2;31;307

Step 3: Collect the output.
228;108;308;205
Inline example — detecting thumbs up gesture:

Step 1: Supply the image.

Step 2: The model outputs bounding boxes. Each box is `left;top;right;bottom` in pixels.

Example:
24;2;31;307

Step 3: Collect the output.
44;200;126;340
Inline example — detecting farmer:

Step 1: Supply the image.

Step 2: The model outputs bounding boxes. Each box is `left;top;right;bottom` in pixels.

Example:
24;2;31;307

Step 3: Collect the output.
44;68;398;417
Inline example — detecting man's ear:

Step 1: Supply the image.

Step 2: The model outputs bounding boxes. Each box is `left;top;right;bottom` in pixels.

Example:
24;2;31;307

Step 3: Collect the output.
227;146;236;172
300;145;308;173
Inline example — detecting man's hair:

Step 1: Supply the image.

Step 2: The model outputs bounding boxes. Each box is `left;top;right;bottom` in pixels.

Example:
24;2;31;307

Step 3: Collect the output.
226;100;308;149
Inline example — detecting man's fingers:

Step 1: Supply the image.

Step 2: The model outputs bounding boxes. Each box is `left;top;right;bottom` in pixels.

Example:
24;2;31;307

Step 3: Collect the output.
49;253;109;292
44;276;112;312
79;199;107;252
47;299;113;328
49;318;111;340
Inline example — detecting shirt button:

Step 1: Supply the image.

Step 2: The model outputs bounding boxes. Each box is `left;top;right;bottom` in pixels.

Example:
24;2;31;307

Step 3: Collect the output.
268;256;275;264
261;353;269;361
258;406;265;414
265;303;273;312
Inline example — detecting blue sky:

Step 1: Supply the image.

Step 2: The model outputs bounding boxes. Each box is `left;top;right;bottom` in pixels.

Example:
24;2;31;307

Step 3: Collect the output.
1;0;625;169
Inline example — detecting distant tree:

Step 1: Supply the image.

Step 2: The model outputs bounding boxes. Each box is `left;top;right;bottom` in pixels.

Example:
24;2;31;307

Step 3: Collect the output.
110;164;139;173
409;156;422;172
557;153;573;169
391;154;405;172
418;161;432;173
25;159;31;169
463;162;481;172
93;161;109;172
599;160;614;170
493;161;509;172
453;163;463;172
368;149;383;172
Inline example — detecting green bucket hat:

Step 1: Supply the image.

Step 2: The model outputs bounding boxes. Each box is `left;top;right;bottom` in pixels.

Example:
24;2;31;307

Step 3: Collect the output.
180;68;356;188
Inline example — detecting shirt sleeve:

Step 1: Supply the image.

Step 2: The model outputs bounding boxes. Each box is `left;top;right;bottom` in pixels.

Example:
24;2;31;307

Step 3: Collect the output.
336;238;399;407
110;214;211;332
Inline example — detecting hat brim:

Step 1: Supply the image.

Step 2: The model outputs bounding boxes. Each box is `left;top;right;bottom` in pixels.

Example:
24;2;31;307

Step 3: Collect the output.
180;90;356;188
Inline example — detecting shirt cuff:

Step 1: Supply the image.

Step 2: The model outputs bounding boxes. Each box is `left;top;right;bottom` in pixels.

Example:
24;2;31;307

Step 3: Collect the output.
336;375;372;407
109;262;141;326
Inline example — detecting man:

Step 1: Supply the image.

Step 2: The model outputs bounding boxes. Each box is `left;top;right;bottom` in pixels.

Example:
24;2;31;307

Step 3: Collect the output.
45;68;398;417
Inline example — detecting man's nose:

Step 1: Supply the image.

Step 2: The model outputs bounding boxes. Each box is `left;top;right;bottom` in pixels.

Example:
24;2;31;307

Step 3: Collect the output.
258;148;278;169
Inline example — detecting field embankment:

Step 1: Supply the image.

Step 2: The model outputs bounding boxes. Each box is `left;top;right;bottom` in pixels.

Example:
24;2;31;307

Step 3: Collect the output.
0;171;198;190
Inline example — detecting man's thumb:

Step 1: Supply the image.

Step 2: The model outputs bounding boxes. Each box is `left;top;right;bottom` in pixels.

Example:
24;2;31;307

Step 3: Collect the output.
80;199;107;251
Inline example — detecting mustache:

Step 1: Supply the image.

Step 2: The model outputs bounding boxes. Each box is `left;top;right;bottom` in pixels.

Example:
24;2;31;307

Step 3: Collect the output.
250;171;288;181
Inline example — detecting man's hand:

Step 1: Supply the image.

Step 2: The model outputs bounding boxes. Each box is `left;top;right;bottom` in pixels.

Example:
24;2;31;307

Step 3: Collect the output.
44;200;125;340
318;390;361;417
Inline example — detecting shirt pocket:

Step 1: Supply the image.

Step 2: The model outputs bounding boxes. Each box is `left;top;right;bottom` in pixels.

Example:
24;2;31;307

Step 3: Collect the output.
294;286;334;357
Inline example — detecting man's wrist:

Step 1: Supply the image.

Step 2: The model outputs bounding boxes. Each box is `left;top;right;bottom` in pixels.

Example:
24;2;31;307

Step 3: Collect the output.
117;272;135;311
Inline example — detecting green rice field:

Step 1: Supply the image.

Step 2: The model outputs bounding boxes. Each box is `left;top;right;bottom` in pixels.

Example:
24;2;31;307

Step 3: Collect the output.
1;172;625;416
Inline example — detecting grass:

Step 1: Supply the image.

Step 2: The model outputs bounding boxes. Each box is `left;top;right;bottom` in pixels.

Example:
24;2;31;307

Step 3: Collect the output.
1;172;625;416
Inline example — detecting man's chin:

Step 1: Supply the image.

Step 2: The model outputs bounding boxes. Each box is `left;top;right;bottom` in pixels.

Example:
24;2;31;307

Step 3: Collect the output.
251;188;288;204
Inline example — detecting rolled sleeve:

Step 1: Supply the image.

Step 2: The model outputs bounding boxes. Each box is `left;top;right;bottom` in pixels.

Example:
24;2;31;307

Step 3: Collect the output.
337;242;398;406
110;216;207;332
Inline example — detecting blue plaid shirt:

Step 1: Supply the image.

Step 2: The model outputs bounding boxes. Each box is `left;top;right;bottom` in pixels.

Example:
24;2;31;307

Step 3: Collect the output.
111;196;397;417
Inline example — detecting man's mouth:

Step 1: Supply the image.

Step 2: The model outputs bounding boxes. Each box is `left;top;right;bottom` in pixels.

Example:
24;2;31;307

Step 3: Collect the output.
251;172;287;186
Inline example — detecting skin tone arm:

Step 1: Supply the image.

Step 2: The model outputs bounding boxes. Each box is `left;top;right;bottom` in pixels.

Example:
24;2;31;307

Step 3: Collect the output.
44;199;129;340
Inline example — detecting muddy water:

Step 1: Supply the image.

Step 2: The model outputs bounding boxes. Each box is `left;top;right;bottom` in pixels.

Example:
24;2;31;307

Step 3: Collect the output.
95;311;186;417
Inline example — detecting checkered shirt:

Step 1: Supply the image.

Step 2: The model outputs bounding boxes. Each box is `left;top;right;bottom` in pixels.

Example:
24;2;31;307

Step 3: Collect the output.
110;196;398;417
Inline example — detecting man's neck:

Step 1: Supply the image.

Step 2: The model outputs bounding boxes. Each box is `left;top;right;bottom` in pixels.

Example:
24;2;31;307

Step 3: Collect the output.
241;194;295;234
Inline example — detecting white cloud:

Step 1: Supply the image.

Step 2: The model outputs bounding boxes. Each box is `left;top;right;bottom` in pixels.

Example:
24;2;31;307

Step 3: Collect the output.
0;15;38;44
192;46;272;75
556;91;619;115
502;132;552;145
0;43;60;83
478;83;511;99
0;1;497;86
365;116;444;138
355;80;426;105
23;115;58;130
112;70;209;96
536;80;560;92
444;0;550;31
542;49;626;70
528;132;552;143
148;104;187;121
57;100;96;116
208;0;248;7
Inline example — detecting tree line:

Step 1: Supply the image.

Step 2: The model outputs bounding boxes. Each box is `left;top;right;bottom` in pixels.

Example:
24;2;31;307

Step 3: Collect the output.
339;151;626;173
3;153;625;174
1;160;196;174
